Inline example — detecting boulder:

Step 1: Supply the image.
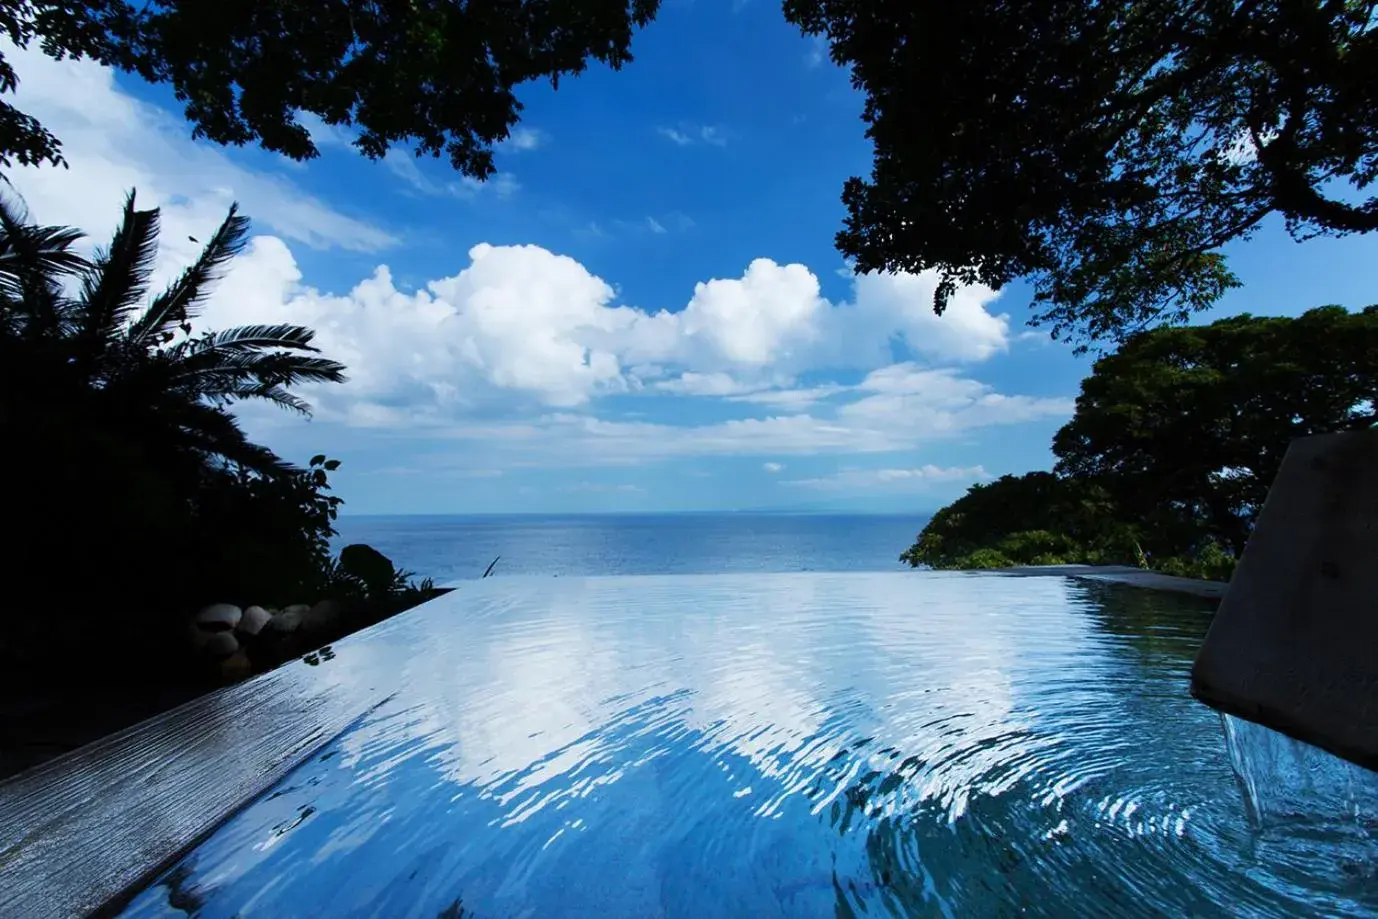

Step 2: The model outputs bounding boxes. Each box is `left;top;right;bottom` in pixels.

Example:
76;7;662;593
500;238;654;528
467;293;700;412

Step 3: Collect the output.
302;599;343;632
267;607;304;634
219;649;254;682
238;605;272;636
339;544;397;595
202;631;239;659
195;603;241;631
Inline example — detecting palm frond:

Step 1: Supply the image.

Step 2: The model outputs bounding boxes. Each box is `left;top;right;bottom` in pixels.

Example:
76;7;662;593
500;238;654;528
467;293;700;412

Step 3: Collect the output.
216;381;314;416
172;401;296;475
196;323;322;352
76;190;160;354
128;203;249;347
171;347;347;391
0;193;87;280
150;345;343;422
0;193;87;338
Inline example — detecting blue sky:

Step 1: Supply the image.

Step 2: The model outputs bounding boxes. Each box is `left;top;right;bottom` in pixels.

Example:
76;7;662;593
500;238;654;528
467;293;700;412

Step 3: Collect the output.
7;2;1378;515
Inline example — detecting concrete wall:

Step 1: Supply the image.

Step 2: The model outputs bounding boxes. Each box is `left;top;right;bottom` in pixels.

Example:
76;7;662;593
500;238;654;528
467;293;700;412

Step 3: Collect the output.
1191;429;1378;773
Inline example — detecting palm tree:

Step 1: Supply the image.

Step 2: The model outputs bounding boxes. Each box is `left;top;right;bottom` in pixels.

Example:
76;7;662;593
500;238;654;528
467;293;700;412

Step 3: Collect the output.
0;190;346;474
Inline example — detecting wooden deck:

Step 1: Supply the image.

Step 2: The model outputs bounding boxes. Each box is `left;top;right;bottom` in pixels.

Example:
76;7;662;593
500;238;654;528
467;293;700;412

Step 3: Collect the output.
0;653;394;918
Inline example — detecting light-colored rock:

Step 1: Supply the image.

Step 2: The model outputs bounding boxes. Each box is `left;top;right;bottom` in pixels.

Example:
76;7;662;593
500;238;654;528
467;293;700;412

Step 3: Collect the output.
202;631;239;658
195;603;241;631
302;599;342;632
238;605;272;636
267;607;303;634
219;649;254;681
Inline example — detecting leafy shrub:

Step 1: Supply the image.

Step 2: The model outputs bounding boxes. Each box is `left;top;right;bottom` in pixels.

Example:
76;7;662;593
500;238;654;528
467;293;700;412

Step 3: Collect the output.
1150;541;1237;582
954;548;1016;569
902;473;1142;570
187;454;345;608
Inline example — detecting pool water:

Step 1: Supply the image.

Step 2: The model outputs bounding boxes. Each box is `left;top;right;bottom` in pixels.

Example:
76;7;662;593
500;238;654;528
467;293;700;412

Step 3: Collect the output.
118;573;1376;917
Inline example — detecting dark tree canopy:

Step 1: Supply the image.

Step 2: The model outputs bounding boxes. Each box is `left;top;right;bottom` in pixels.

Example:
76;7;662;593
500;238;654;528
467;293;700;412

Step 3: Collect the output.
0;0;659;174
1053;304;1378;554
785;0;1378;350
905;306;1378;576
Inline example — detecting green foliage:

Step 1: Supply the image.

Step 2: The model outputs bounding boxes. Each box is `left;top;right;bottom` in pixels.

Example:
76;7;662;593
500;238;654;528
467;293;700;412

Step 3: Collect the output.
1150;541;1238;582
0;0;659;176
0;191;351;676
900;472;1142;569
952;548;1016;570
904;307;1378;581
1053;305;1378;555
192;457;346;608
784;0;1378;351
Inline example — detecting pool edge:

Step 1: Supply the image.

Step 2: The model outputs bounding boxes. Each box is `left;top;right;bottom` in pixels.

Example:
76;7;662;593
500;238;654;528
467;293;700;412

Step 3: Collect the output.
0;568;1225;917
985;565;1229;600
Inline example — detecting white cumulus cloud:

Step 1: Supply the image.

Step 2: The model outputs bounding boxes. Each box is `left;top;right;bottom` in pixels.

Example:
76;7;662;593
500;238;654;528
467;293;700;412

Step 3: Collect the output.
2;46;1076;478
199;238;1021;416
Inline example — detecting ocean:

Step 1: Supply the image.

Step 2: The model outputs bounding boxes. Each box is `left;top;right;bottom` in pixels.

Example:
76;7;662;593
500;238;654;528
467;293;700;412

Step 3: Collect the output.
331;513;929;585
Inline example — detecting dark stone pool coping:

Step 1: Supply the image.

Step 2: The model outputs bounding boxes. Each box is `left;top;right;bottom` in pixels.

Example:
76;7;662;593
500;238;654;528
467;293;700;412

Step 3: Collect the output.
0;568;1228;917
986;564;1229;600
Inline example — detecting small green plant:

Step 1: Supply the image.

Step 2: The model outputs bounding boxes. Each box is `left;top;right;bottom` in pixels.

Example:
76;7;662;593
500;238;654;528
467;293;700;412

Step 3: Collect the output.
1151;541;1238;582
955;548;1016;569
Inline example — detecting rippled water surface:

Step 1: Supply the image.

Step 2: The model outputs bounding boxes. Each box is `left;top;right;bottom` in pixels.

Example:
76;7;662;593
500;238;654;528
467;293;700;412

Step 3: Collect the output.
119;573;1376;917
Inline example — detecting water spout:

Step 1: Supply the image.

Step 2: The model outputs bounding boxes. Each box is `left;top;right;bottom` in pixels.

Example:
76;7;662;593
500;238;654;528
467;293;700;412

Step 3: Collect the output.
1222;714;1378;832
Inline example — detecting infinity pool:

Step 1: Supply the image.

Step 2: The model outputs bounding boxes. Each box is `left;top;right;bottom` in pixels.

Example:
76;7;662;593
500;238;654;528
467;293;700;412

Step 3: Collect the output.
117;572;1374;917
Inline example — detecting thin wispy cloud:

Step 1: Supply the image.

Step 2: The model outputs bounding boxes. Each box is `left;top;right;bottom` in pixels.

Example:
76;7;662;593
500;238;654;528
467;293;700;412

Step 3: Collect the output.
504;126;546;152
606;214;691;237
462;173;521;198
657;124;729;147
785;466;990;490
385;151;520;199
560;482;646;494
5;42;396;256
657;126;693;146
576;221;609;239
699;125;728;147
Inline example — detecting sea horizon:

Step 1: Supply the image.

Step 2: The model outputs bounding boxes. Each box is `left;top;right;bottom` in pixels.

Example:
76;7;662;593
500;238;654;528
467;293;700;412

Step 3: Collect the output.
336;509;937;519
332;512;929;584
